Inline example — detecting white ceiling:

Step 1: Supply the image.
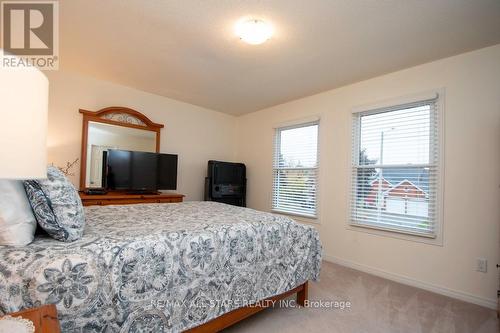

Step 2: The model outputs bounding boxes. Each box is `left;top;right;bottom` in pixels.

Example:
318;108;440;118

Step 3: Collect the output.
60;0;500;115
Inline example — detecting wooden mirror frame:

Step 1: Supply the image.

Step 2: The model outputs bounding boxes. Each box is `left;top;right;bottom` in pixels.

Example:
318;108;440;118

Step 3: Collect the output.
79;106;164;190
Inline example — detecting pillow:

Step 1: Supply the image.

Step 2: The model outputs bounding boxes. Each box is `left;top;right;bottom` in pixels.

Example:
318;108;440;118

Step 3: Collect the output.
0;180;37;246
23;166;85;242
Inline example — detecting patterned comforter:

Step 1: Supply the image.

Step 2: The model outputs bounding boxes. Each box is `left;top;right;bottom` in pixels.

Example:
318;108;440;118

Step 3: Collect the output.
0;201;322;332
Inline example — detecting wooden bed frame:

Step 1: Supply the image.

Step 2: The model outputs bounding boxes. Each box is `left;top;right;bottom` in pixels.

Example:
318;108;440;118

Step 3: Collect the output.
185;281;308;332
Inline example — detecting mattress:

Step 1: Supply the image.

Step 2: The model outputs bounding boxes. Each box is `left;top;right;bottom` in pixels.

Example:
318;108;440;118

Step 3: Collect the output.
0;201;322;332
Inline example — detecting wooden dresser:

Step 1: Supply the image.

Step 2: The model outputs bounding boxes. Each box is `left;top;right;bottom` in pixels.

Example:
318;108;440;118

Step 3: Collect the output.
79;191;184;206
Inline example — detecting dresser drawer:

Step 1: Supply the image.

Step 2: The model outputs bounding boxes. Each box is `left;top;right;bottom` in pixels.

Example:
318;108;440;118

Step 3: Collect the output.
82;200;102;206
79;192;184;206
102;199;158;205
157;198;182;203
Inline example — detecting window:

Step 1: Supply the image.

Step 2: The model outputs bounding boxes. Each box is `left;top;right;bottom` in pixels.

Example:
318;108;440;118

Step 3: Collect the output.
350;96;441;237
273;121;319;218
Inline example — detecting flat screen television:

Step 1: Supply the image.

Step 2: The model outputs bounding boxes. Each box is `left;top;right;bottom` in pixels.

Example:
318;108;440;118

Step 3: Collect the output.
106;149;178;192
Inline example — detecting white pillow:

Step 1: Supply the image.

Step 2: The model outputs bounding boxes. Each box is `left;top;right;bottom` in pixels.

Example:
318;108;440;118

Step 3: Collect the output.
0;180;37;246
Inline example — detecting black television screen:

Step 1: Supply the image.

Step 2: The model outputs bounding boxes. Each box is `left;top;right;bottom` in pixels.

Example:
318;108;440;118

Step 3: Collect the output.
106;150;132;190
106;150;178;192
158;154;178;190
214;163;245;185
130;151;158;191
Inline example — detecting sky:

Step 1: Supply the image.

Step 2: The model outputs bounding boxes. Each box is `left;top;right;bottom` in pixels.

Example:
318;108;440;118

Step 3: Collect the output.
278;124;318;168
360;105;432;165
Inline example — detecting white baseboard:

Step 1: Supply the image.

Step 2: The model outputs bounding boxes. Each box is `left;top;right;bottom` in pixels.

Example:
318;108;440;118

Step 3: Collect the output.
323;254;497;310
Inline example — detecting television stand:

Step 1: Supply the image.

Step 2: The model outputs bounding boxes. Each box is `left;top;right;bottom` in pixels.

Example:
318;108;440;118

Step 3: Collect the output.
79;191;184;206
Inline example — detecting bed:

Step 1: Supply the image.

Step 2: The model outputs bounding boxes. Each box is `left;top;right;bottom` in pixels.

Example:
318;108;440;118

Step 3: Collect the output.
0;201;322;332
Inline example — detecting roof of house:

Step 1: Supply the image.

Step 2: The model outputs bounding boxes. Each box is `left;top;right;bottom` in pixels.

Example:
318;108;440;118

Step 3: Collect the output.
372;167;429;193
384;179;428;198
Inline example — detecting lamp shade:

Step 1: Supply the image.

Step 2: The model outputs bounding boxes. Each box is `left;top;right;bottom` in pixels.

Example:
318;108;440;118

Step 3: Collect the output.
0;62;48;179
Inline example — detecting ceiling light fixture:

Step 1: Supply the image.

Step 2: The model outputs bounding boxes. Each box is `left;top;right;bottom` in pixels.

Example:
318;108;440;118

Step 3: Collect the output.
235;18;274;45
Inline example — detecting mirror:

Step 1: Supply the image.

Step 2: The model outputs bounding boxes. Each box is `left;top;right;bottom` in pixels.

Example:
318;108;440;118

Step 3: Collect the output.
85;122;157;188
79;107;164;190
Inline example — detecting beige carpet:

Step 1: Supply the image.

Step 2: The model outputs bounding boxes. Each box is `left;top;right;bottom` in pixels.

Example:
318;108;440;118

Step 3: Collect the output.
223;261;498;333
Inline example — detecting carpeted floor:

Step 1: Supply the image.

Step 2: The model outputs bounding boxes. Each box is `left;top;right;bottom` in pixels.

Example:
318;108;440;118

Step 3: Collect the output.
223;261;498;333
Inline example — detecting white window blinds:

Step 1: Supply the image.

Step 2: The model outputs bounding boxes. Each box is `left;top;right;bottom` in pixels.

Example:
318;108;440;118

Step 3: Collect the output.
351;97;441;237
273;122;319;218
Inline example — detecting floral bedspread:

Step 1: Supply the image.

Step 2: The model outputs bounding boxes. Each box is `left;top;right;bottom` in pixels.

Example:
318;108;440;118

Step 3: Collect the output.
0;201;322;332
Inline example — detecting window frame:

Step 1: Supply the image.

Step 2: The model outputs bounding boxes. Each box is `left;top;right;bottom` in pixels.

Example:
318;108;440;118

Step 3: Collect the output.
272;120;320;219
348;91;445;245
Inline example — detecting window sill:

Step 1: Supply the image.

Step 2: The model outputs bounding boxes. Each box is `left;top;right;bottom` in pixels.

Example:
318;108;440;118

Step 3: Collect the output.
271;210;319;224
347;221;443;246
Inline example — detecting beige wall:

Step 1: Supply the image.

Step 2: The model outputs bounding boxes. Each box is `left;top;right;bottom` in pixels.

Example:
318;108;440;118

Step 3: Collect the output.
236;45;500;307
46;71;237;201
